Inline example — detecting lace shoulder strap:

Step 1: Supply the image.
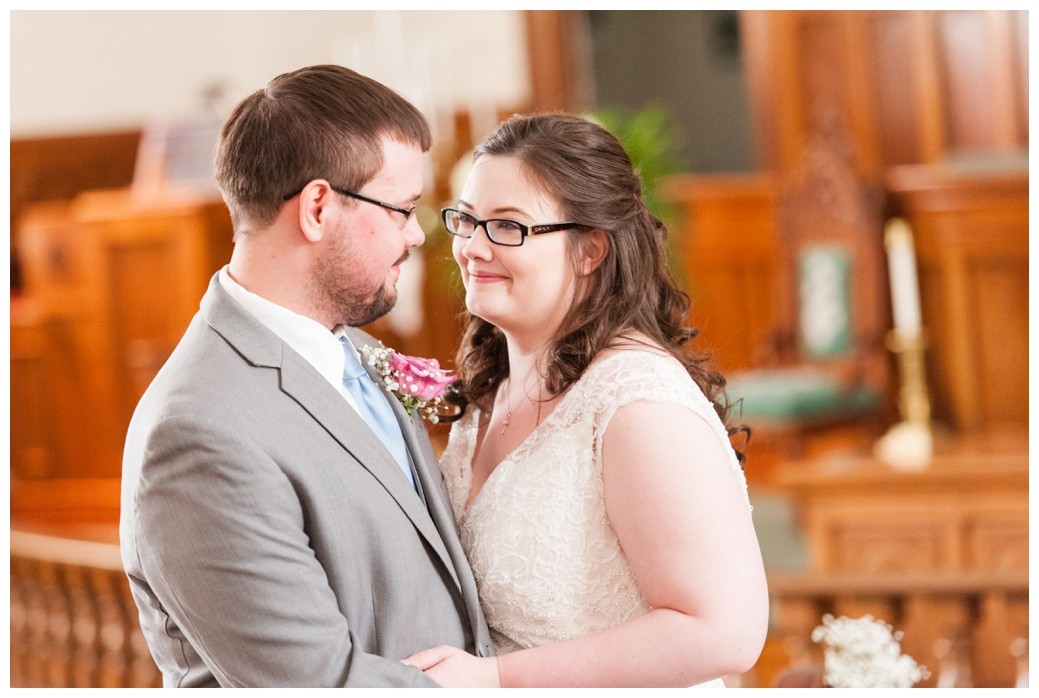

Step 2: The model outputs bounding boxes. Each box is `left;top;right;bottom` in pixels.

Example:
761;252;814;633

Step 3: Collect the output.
571;350;747;489
578;349;718;419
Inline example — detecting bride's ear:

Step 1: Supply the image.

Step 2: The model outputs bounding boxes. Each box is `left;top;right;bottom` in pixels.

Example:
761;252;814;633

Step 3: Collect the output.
578;229;609;276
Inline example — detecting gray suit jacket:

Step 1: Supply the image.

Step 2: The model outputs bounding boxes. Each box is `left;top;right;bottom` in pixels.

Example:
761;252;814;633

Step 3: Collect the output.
120;274;492;687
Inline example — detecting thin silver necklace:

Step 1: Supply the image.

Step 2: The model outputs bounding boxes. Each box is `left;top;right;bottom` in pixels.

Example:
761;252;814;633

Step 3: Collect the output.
499;377;542;435
500;379;512;435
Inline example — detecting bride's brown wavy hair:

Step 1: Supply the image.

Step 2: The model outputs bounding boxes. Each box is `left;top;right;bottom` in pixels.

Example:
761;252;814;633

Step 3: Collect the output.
443;113;747;465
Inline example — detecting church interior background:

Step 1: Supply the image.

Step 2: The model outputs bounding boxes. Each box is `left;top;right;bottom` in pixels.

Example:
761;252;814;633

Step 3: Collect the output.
8;9;1029;688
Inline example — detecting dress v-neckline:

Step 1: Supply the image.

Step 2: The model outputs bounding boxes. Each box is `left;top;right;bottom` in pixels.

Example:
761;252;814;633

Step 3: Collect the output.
459;351;641;515
461;380;577;514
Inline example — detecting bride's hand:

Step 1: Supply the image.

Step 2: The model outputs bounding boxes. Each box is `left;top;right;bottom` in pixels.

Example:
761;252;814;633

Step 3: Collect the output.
403;645;501;687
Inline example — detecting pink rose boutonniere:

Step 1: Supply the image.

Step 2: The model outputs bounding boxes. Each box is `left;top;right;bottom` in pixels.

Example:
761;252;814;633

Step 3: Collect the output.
360;343;454;423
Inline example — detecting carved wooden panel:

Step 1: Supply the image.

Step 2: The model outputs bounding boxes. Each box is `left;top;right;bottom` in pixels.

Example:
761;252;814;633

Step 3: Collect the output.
772;113;888;389
740;10;1028;176
781;434;1028;576
964;515;1029;573
828;519;951;573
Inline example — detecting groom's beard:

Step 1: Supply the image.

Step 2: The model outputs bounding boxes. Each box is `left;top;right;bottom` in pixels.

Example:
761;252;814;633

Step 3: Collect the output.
313;236;408;328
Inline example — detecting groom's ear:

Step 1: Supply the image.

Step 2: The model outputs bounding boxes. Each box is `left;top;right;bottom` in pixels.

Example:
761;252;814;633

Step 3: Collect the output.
297;180;336;243
577;228;609;276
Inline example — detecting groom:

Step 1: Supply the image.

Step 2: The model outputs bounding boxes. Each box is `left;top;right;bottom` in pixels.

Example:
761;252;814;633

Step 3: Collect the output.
120;64;492;686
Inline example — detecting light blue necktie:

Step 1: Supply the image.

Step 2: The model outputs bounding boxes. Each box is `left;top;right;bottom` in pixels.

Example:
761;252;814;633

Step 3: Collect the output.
340;338;417;491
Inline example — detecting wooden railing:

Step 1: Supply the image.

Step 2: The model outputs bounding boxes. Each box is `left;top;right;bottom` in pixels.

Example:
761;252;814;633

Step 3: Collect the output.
9;525;161;688
11;525;1027;689
746;571;1029;688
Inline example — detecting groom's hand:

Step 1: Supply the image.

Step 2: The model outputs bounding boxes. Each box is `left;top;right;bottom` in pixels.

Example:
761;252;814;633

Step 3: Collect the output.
403;645;501;688
402;644;455;672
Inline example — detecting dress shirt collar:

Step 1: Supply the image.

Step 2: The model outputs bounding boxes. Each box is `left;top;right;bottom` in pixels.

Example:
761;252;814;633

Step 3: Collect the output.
218;266;355;398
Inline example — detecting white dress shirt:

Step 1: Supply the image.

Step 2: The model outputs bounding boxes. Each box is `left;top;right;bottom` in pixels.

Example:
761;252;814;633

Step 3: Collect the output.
218;266;363;413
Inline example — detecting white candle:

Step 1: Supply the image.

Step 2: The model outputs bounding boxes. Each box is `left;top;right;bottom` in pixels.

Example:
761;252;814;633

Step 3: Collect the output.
884;217;923;335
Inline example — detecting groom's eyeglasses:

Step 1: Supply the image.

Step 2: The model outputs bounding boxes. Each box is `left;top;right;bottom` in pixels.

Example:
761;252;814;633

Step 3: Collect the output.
283;185;417;228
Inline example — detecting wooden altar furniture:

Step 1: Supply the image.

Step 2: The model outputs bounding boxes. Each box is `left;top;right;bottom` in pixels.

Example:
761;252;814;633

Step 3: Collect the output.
663;151;1028;478
739;10;1028;179
663;164;889;482
12;189;234;497
780;430;1028;576
772;430;1028;687
10;131;141;254
886;161;1028;434
720;114;890;457
663;173;778;375
665;9;1029;479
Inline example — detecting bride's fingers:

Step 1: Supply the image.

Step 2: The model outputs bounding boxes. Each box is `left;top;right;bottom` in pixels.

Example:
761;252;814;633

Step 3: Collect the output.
402;645;458;670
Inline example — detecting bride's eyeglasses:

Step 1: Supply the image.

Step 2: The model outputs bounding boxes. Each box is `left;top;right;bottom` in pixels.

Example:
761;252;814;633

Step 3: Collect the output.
441;208;580;247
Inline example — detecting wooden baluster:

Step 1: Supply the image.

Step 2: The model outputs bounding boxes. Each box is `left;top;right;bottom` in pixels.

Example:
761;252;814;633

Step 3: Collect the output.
43;561;74;687
1009;637;1028;688
25;559;61;686
933;636;974;688
770;596;825;686
118;572;163;687
65;564;101;687
973;591;1018;687
1006;593;1029;688
9;557;30;686
20;558;50;686
92;567;130;687
926;595;974;688
901;594;967;688
18;557;64;687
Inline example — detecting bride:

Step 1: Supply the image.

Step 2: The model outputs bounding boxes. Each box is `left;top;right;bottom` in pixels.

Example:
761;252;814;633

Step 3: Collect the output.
405;113;768;687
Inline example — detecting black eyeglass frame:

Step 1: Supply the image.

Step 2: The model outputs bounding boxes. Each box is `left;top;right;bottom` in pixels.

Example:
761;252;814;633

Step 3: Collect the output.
440;207;580;247
283;184;416;224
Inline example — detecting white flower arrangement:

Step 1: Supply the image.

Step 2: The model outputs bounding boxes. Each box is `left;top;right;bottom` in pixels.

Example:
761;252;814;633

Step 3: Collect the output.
812;613;930;688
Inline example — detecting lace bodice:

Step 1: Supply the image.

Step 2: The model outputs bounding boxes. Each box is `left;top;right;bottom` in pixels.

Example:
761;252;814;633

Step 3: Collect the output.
440;349;750;657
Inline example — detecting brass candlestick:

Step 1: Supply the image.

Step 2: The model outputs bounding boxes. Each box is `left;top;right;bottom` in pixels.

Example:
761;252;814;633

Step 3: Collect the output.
874;329;934;471
886;329;931;424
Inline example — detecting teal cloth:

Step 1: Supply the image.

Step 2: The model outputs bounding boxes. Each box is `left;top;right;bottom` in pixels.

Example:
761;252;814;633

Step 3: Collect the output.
798;245;852;359
727;367;880;422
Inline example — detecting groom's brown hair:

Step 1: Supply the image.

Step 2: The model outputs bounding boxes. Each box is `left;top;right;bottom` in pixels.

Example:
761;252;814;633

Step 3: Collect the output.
215;64;431;232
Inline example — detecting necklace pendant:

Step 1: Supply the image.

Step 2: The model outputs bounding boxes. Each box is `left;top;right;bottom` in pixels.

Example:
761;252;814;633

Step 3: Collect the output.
500;411;511;435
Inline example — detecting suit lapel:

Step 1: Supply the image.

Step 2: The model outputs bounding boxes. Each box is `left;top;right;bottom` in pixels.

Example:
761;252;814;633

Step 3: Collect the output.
346;332;493;651
346;349;491;652
201;279;460;591
345;330;467;591
279;350;461;585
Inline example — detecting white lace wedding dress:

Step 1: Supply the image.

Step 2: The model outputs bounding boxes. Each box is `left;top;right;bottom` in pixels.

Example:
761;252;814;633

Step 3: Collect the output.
440;349;750;687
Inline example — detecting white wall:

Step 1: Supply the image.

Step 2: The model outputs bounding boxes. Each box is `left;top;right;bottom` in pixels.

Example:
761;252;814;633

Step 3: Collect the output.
9;10;530;140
